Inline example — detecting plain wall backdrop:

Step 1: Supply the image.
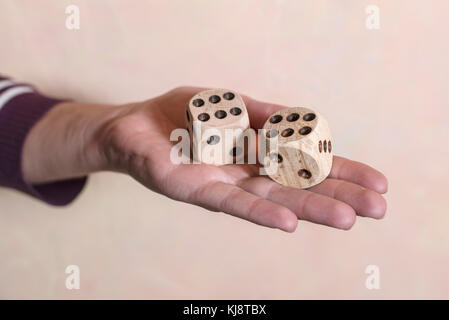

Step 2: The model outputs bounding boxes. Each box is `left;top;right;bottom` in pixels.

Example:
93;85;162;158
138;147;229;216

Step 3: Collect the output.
0;0;448;298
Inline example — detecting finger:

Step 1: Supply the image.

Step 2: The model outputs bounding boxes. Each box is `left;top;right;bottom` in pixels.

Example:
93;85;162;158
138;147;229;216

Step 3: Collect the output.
241;96;287;129
330;156;388;194
190;181;298;232
238;177;356;230
309;178;387;219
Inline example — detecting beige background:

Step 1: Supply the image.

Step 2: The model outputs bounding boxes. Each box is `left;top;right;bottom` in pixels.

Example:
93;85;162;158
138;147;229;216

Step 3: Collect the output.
1;0;448;299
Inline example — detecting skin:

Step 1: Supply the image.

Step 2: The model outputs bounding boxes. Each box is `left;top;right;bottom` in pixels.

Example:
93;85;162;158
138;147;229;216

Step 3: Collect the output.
22;87;388;232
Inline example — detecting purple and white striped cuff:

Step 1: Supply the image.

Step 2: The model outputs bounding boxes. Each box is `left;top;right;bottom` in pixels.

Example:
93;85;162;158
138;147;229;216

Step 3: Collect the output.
0;74;87;206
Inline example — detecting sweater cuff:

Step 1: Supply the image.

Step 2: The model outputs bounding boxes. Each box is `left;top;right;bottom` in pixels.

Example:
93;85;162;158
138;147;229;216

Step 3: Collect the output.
0;91;87;206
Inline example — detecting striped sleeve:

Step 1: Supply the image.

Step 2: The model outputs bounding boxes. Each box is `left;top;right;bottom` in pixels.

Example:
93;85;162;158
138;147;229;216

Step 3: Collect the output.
0;74;87;206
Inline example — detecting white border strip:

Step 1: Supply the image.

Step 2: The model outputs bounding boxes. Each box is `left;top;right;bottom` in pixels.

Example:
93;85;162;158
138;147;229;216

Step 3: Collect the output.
0;80;15;91
0;86;34;110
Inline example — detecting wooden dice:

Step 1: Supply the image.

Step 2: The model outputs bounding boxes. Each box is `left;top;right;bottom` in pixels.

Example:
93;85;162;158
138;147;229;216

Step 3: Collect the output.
186;89;250;164
263;107;333;189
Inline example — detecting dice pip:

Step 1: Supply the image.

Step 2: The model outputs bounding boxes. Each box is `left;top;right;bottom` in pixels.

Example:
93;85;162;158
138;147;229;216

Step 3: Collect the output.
186;89;250;164
263;107;333;189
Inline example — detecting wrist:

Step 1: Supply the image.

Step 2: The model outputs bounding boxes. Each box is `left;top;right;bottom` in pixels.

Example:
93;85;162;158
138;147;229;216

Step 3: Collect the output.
22;101;127;183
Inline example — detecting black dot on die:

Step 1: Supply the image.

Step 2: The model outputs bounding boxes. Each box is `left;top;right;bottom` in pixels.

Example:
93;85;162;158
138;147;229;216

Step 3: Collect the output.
269;115;282;123
230;107;241;116
269;153;283;163
192;99;204;107
230;147;242;157
215;110;227;119
266;129;279;138
298;169;312;179
281;128;294;137
286;113;300;122
223;92;235;100
299;126;312;135
207;135;220;145
209;95;221;103
198;113;210;122
303;113;316;121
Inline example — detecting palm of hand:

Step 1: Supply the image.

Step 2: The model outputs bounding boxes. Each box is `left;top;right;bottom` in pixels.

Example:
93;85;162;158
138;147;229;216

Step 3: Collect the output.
105;87;387;232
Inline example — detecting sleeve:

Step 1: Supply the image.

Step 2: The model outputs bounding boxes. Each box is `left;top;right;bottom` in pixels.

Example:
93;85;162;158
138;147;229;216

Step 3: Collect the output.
0;74;87;206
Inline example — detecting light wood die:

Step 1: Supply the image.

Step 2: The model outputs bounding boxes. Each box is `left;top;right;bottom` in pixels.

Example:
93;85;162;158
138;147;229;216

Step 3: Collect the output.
263;107;333;189
185;89;250;165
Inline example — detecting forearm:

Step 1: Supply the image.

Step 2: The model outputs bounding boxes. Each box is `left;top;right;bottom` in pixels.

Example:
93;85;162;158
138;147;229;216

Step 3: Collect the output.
22;101;123;184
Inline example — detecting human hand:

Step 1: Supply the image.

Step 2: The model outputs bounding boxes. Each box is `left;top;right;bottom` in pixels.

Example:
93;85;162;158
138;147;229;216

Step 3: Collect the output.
23;87;387;232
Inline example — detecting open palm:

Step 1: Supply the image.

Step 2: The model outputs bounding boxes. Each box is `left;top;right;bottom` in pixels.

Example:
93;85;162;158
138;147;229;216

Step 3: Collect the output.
103;87;387;232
